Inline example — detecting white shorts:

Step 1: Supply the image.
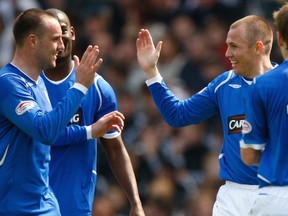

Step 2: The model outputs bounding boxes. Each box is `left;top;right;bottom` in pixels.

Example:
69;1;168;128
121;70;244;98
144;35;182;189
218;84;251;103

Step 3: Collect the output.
213;181;258;216
249;186;288;216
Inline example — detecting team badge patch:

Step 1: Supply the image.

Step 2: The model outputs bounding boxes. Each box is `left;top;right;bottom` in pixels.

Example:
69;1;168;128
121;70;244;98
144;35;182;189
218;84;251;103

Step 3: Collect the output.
15;101;35;115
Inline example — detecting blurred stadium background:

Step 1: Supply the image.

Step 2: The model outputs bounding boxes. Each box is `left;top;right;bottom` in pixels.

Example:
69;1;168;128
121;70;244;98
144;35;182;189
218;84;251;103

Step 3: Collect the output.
0;0;285;215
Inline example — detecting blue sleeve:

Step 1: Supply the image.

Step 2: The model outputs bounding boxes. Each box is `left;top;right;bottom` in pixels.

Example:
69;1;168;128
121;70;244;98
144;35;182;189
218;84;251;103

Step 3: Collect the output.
0;74;85;145
94;76;118;118
53;75;119;145
49;75;119;146
147;79;219;127
52;125;87;146
94;76;120;137
242;81;267;149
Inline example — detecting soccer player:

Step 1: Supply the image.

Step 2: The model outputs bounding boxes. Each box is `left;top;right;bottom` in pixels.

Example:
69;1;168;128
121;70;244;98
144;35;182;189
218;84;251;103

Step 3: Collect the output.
136;15;275;216
0;8;124;215
41;9;144;216
240;3;288;215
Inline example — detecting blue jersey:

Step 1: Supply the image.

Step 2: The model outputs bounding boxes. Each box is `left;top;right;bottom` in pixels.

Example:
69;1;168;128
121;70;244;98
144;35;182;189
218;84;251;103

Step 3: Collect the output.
0;63;86;215
41;66;119;216
147;71;258;184
241;61;288;188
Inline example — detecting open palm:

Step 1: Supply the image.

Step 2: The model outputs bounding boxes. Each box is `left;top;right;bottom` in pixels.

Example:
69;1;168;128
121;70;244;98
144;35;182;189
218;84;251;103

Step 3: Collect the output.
136;29;162;74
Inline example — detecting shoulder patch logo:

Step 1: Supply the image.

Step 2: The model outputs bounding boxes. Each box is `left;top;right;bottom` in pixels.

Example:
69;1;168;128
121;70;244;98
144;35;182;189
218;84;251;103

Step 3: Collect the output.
15;101;35;115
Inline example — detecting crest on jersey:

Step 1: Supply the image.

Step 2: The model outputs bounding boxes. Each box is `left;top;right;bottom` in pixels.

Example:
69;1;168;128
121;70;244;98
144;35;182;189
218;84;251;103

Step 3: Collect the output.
15;101;35;115
242;120;252;134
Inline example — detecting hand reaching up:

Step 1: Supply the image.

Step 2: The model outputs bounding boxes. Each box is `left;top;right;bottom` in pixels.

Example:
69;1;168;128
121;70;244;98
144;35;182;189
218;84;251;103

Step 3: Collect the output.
74;45;103;88
136;29;162;79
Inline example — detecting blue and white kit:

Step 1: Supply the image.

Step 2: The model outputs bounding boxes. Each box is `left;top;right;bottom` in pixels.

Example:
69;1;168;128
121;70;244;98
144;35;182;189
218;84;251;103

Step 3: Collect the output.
0;63;87;215
41;65;120;216
146;70;263;215
146;71;258;185
241;60;288;188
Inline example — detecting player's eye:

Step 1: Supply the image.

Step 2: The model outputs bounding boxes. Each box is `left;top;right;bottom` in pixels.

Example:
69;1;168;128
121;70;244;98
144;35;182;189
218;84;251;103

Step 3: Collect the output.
62;28;68;35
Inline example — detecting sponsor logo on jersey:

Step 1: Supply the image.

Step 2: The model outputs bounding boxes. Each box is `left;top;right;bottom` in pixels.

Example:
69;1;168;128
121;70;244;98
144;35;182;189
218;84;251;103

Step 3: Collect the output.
68;107;83;125
228;114;245;134
15;101;35;115
242;120;252;134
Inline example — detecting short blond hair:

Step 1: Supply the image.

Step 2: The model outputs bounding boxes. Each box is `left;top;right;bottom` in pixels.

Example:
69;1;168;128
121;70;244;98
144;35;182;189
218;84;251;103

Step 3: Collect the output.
230;15;273;54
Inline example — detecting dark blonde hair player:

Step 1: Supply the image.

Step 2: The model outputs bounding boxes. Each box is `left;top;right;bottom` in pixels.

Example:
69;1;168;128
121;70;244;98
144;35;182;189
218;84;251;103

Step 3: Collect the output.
136;15;275;216
240;3;288;215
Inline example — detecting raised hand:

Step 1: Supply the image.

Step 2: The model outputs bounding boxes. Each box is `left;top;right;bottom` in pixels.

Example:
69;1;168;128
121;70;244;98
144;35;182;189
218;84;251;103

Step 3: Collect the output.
74;45;103;88
136;29;162;79
91;111;125;138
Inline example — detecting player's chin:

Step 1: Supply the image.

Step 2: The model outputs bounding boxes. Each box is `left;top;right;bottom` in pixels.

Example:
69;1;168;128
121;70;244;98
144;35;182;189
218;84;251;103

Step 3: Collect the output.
52;55;59;65
48;60;57;69
232;65;241;74
43;62;56;70
234;70;246;77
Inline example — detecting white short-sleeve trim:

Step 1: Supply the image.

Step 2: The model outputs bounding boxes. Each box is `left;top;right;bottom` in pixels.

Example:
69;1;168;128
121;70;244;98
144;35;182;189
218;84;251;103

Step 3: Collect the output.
102;131;121;139
240;140;265;150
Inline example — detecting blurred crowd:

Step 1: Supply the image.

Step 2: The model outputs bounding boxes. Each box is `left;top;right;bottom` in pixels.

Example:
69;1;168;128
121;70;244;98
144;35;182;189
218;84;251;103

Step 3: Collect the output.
0;0;285;215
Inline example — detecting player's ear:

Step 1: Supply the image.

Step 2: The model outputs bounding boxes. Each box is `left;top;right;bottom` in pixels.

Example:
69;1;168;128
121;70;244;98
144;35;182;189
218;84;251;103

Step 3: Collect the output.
255;40;264;53
28;34;38;48
71;26;76;41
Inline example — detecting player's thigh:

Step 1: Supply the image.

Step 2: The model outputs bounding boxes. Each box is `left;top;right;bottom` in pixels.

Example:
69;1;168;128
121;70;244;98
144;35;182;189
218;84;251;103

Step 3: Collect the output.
213;184;256;216
251;187;288;216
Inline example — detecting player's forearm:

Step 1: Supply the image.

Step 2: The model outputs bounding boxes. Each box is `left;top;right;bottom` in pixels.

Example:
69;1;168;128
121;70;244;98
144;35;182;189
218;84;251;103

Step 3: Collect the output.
109;148;142;204
110;154;144;215
18;86;86;145
144;66;161;80
52;125;87;146
101;138;143;212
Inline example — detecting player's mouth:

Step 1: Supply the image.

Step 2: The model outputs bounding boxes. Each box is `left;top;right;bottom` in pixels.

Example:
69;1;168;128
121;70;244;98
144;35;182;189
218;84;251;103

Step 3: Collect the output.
52;52;59;61
230;60;238;68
